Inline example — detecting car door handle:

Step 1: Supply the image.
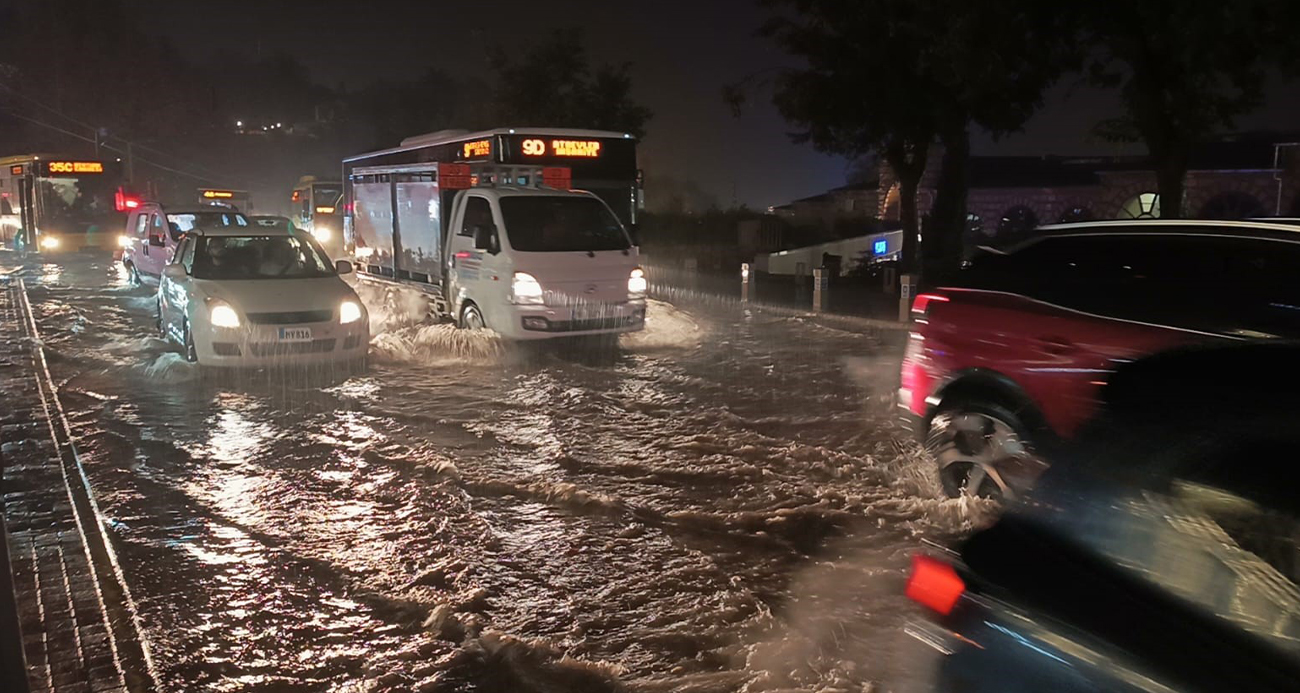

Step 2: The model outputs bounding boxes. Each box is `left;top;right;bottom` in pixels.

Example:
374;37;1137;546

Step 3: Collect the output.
1034;335;1077;354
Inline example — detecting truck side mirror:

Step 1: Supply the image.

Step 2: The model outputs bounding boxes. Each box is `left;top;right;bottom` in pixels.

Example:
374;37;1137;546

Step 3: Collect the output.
149;234;167;248
163;264;188;280
472;224;498;254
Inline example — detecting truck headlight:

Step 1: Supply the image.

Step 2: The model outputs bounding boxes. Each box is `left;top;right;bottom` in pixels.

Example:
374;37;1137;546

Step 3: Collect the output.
39;236;60;249
511;272;544;304
118;235;133;248
628;267;647;297
312;225;332;243
339;300;363;324
209;301;241;328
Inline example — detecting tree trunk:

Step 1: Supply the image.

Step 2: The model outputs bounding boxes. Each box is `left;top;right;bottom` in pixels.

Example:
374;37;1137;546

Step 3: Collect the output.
1155;161;1186;219
925;125;970;286
885;138;928;279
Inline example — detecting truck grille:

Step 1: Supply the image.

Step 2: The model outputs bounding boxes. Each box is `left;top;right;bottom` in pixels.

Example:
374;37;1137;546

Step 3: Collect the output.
246;310;333;324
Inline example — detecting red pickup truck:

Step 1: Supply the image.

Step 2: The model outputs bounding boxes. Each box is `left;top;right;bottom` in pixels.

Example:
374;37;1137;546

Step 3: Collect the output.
898;220;1300;499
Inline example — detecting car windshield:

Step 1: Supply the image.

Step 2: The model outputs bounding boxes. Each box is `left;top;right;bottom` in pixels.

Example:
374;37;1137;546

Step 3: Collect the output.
192;235;334;280
498;196;630;252
168;212;249;233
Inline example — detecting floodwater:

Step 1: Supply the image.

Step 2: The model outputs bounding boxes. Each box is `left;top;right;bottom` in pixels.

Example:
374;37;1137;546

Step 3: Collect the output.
1;254;992;692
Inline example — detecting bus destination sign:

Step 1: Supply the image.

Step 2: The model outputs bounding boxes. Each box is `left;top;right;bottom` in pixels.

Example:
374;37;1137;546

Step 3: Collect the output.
201;190;235;199
47;161;104;174
521;138;602;158
10;165;23;175
462;139;491;158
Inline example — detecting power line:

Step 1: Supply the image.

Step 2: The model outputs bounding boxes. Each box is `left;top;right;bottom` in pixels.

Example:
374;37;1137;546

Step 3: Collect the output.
0;81;239;182
2;108;223;184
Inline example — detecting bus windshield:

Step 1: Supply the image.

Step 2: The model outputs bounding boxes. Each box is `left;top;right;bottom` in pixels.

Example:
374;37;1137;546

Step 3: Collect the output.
192;235;335;280
37;175;116;227
312;185;342;208
499;196;630;252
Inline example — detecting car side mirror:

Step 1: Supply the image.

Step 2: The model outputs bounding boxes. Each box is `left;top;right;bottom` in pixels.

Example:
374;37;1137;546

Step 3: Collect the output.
335;259;354;275
163;264;188;280
149;235;167;248
472;224;498;254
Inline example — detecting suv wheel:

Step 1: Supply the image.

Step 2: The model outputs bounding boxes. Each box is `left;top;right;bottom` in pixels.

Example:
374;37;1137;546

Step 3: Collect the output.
927;402;1045;500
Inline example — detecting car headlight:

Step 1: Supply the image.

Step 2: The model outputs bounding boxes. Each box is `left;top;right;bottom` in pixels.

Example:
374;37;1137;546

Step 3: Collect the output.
117;235;133;248
628;267;647;297
209;301;241;328
39;236;60;249
312;226;332;243
339;300;363;324
511;272;544;304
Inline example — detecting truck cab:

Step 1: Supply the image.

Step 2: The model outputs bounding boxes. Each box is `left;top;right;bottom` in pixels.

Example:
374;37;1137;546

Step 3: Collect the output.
444;186;646;339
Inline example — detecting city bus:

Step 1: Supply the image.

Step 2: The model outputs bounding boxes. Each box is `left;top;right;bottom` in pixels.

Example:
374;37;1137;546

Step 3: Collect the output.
197;188;252;212
291;176;344;257
342;127;642;235
0;154;128;253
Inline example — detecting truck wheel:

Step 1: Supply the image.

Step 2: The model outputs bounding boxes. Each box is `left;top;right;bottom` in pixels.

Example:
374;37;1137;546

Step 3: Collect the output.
926;402;1045;500
460;303;485;330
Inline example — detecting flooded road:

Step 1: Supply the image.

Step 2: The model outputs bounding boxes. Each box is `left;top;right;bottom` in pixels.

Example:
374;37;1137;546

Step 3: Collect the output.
2;253;990;692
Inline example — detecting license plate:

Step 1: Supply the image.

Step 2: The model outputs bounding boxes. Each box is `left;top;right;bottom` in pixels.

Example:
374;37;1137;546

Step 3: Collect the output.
278;327;312;342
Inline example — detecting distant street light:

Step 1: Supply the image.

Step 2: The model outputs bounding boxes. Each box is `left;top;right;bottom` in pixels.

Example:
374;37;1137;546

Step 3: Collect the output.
276;122;282;128
236;120;243;127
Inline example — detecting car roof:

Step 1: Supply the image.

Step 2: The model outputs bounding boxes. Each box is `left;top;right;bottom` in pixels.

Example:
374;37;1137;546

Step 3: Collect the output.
1018;219;1300;248
471;187;601;199
160;206;247;216
188;224;294;237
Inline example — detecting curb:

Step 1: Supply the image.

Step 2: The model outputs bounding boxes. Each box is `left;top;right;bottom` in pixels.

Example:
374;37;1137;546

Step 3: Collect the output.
1;277;157;692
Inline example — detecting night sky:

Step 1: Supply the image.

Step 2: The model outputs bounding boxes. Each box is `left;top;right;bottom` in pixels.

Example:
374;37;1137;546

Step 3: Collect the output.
139;0;1300;210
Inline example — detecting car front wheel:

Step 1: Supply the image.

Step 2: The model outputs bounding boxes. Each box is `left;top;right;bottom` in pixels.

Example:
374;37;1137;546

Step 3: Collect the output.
926;402;1048;500
460;303;485;330
182;319;199;363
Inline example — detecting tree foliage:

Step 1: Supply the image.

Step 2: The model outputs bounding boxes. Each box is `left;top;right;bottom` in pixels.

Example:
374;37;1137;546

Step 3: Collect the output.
757;0;1069;281
489;30;652;139
1081;0;1297;218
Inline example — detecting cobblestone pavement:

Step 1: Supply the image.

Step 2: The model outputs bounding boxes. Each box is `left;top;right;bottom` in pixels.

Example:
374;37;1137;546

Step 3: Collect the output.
1;277;154;692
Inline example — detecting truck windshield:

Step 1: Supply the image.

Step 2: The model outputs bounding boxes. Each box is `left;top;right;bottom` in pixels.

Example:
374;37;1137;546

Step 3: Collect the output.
192;235;335;280
499;197;630;252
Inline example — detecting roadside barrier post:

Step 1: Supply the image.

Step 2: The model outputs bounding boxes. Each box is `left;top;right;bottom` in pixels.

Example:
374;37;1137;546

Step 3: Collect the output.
740;263;751;302
813;267;829;312
899;273;917;322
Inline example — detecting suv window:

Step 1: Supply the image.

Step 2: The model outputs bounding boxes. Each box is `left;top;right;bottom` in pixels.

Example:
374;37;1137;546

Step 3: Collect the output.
965;231;1300;336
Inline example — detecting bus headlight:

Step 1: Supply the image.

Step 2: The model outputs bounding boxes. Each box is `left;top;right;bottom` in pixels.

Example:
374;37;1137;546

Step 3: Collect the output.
118;235;133;248
312;226;332;243
209;301;241;328
628;267;647;298
39;236;60;250
511;272;544;305
339;300;363;324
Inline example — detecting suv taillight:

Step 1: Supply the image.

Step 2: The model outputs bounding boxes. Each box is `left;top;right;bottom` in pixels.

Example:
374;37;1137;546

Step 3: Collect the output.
905;554;965;616
911;293;949;320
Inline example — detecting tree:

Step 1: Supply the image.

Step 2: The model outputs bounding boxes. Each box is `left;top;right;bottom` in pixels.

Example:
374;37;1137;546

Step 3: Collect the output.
754;0;1069;284
1083;1;1295;218
489;30;652;138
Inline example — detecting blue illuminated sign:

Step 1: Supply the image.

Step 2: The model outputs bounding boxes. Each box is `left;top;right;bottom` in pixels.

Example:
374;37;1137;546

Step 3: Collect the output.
873;239;888;255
